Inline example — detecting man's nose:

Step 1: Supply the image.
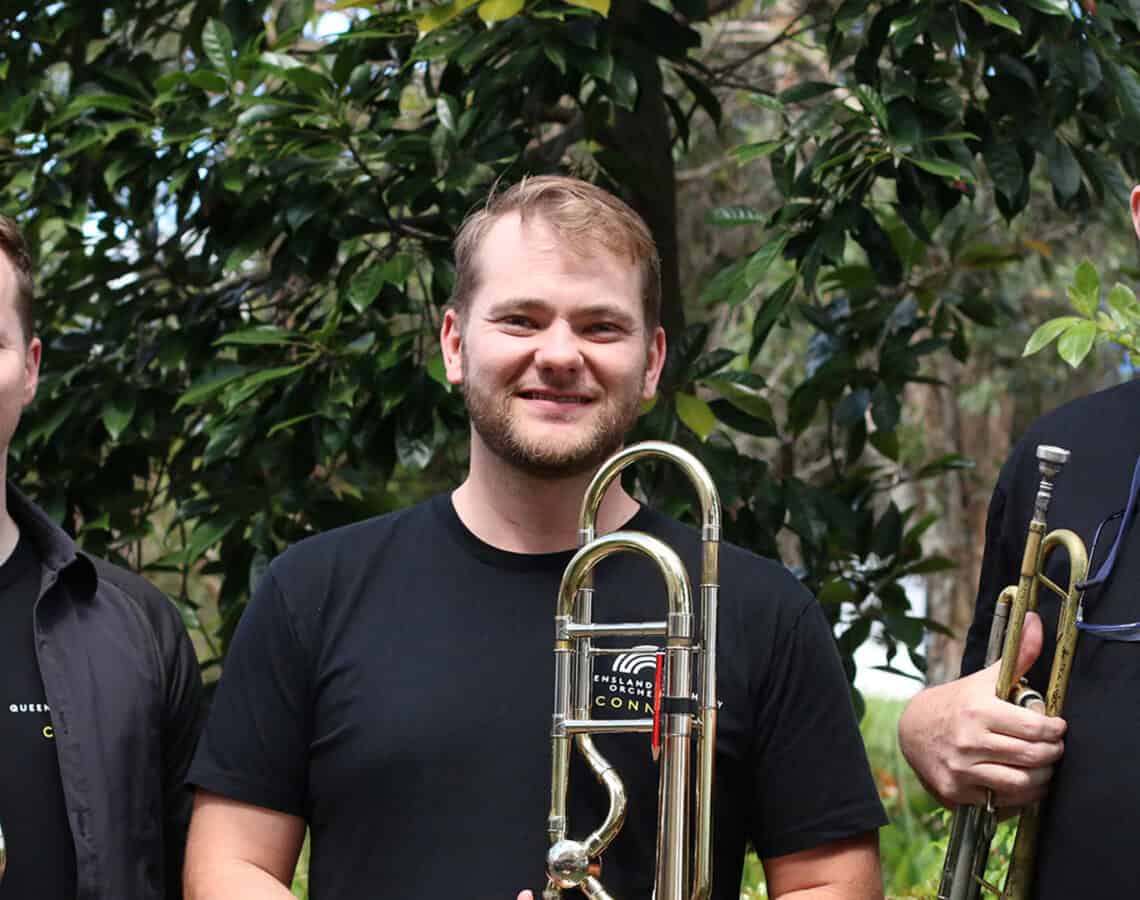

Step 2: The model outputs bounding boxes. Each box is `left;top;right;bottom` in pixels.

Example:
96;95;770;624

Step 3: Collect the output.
533;320;582;373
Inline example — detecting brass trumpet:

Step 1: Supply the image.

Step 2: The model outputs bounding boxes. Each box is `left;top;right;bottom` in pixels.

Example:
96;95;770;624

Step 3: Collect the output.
938;444;1089;900
544;441;720;900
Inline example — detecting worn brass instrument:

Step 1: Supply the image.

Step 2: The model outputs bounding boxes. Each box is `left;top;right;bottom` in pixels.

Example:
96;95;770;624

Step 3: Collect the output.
938;444;1089;900
544;441;720;900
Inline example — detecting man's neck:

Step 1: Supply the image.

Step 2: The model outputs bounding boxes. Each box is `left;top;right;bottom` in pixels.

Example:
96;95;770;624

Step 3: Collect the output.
451;445;640;554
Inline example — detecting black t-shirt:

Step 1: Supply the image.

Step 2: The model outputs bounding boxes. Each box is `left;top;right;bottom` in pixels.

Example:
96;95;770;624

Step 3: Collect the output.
963;377;1140;899
190;495;885;898
0;534;77;899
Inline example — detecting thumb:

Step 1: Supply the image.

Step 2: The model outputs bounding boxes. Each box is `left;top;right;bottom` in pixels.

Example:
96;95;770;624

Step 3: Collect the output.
1015;610;1045;680
518;893;535;900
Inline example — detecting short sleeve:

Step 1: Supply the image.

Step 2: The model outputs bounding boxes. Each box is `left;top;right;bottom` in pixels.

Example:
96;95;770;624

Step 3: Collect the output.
187;569;312;817
749;600;886;858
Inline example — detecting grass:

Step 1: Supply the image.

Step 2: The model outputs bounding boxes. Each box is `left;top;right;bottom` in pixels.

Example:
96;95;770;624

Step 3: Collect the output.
290;696;1009;898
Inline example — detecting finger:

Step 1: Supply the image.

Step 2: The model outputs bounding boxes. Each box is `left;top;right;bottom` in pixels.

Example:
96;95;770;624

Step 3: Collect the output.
981;699;1067;743
974;731;1064;769
518;893;535;900
1014;610;1045;680
971;688;1067;739
961;763;1055;808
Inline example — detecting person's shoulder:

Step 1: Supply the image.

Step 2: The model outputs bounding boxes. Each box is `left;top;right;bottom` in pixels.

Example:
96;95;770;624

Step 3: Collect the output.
267;496;440;584
637;507;813;613
1002;377;1140;486
1023;377;1140;440
87;554;181;626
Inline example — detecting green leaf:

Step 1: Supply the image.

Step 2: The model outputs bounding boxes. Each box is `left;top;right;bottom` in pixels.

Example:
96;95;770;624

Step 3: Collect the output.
706;206;766;228
344;253;415;311
853;85;888;126
184;518;236;566
565;0;611;14
202;19;235;74
267;412;320;438
911;157;974;183
705;378;773;421
675;392;717;441
750;278;796;358
101;397;135;441
735;140;783;163
1046;139;1081;201
778;81;837;103
1057;320;1098;368
478;0;525;24
963;1;1022;33
215;327;300;347
426;351;451;389
984;141;1024;202
1023;316;1081;356
1068;260;1100;317
418;2;463;34
223;364;308;409
175;366;249;409
1021;0;1071;14
748;93;785;113
1108;283;1140;323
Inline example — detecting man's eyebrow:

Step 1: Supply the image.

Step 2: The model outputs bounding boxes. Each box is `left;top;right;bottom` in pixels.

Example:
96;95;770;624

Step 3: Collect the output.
573;303;638;326
482;297;550;317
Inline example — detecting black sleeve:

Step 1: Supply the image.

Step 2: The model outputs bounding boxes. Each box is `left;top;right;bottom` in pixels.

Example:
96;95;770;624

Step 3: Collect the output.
187;568;312;817
90;558;207;900
157;596;207;900
961;449;1026;676
749;600;886;859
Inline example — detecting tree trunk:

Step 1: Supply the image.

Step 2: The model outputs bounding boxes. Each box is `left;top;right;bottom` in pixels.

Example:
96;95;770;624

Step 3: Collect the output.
605;0;685;344
912;355;1013;685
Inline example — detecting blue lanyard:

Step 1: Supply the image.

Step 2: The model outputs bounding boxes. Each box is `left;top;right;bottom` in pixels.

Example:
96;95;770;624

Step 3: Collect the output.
1075;453;1140;640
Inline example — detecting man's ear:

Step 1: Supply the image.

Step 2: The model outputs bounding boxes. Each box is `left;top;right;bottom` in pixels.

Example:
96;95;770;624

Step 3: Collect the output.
641;326;667;402
440;309;464;386
22;336;40;407
1131;185;1140;242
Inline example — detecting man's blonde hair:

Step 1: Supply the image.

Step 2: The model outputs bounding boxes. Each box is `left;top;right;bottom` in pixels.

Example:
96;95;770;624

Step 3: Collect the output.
450;175;661;329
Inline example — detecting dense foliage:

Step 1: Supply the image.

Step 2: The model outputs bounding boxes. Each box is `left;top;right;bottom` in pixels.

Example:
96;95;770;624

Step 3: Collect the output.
1;0;1138;695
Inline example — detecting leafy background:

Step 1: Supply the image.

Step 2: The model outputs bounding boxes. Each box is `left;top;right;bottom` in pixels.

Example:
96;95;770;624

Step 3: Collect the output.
3;0;1140;893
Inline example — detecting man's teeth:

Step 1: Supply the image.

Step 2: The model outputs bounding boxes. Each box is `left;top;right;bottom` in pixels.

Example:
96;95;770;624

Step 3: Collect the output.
523;393;587;403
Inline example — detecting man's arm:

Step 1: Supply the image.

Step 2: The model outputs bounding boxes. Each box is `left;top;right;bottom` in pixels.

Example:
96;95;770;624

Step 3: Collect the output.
897;612;1066;808
516;835;882;900
184;790;306;899
762;831;882;899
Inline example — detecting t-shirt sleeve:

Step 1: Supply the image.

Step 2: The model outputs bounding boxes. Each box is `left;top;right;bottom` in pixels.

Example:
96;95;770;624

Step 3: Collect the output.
187;567;312;817
748;598;886;859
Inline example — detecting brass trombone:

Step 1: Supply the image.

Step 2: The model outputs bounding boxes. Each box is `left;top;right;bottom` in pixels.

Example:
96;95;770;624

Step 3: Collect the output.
938;444;1089;900
544;441;720;900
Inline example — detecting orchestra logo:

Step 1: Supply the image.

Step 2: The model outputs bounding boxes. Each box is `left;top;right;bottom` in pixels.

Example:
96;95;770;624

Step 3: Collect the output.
593;644;659;715
6;701;55;739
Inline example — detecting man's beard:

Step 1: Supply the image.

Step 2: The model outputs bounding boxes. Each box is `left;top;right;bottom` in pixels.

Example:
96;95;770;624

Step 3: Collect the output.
462;377;644;478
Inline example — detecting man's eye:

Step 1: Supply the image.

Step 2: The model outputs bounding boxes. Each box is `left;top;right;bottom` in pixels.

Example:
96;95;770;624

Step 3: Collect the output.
502;315;534;328
587;322;620;335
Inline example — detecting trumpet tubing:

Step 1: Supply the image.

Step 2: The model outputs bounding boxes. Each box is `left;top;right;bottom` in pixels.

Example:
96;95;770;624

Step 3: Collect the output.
938;445;1089;900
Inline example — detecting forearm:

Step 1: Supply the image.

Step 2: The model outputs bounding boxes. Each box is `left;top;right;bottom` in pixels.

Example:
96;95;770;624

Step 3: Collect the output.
771;884;882;900
184;860;297;900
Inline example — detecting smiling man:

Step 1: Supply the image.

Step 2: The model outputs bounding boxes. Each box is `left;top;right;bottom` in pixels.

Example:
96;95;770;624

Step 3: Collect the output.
184;176;885;899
